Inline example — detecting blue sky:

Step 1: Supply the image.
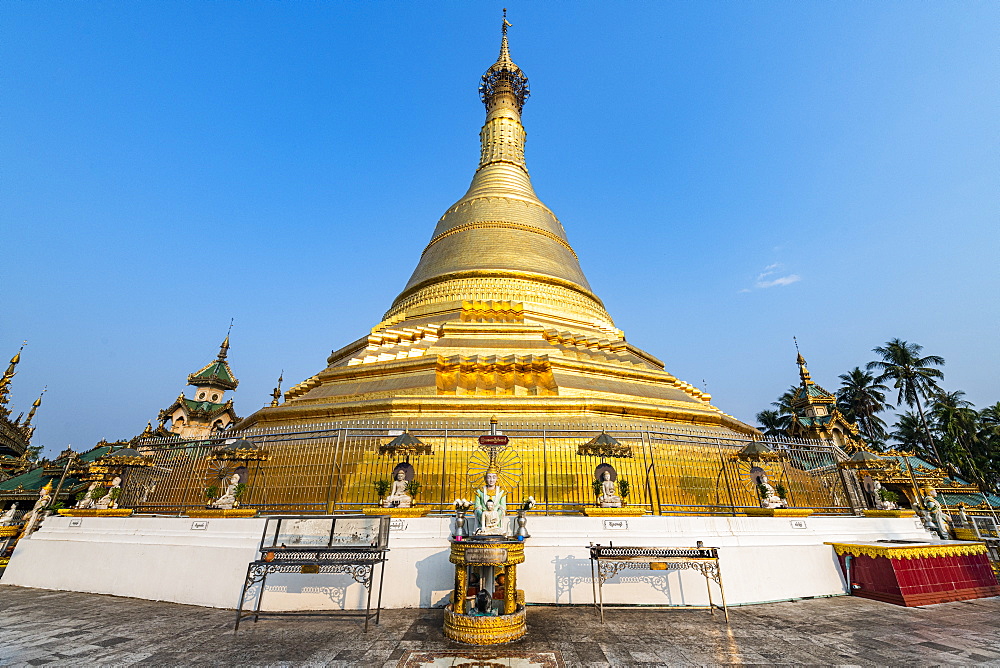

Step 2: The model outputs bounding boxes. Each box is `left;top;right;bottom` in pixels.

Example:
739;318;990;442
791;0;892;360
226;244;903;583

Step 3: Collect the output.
3;2;997;455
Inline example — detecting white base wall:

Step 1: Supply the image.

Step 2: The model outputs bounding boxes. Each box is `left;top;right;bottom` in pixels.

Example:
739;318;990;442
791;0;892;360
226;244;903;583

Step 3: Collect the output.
2;514;933;611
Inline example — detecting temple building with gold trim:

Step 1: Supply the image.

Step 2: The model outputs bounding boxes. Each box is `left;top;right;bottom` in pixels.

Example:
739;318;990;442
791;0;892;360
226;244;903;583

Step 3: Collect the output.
157;336;240;439
0;344;45;478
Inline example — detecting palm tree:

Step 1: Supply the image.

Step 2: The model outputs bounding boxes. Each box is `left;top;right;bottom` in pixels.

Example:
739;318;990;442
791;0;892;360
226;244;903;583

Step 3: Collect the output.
836;367;892;447
771;385;798;418
756;409;791;438
867;339;944;464
889;411;934;458
978;403;1000;492
930;390;982;484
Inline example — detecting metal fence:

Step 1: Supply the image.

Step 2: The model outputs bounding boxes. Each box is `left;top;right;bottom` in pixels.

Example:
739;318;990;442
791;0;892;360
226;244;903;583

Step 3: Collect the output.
124;421;861;516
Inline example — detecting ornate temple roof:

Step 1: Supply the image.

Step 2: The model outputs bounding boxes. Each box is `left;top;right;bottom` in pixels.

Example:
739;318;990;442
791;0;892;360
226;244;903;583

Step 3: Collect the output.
187;336;239;391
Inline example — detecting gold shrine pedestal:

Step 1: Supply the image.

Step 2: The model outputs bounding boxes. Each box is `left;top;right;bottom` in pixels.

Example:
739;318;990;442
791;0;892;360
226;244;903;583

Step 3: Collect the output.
443;538;526;645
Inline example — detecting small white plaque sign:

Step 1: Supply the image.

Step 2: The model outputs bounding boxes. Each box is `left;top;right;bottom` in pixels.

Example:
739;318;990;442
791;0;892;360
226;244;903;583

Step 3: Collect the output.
603;519;628;531
790;520;807;529
190;521;209;531
68;519;83;528
389;518;407;531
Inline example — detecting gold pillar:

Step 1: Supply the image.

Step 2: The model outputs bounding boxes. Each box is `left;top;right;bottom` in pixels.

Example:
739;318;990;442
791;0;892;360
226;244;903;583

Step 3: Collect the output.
504;564;517;614
454;564;468;614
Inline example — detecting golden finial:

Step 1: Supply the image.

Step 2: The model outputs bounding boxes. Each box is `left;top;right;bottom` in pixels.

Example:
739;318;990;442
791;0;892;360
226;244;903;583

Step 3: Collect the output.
22;386;46;428
270;371;284;407
218;320;233;360
794;337;812;385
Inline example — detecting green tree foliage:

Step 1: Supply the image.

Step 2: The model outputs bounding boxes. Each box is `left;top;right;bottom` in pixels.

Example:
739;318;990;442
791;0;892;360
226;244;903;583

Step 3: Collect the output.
867;339;944;463
755;409;790;438
836;367;892;448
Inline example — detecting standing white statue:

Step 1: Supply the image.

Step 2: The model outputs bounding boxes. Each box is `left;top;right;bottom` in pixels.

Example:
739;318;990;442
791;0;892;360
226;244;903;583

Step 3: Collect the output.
474;468;507;531
0;503;18;525
23;482;53;535
920;486;951;539
757;474;787;509
211;473;241;510
597;471;623;508
381;469;412;508
94;477;122;510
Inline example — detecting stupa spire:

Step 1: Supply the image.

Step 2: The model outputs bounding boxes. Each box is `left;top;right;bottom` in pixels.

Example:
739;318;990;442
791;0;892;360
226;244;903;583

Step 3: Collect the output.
387;11;612;331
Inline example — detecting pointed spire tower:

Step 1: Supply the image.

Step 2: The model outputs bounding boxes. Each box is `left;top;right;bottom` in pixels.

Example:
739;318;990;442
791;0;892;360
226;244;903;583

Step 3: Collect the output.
244;14;754;435
157;334;240;438
384;12;611;334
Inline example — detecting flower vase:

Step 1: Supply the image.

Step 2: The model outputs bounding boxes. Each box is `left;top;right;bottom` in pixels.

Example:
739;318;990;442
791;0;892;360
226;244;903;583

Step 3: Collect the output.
514;511;530;540
454;512;467;539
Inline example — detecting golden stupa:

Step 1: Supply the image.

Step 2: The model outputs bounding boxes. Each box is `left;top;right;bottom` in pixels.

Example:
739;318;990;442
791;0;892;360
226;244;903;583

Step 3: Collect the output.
242;19;754;437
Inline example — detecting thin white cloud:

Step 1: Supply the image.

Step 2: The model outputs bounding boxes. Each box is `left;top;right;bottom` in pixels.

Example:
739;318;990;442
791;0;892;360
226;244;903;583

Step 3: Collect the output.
739;263;802;292
756;274;801;288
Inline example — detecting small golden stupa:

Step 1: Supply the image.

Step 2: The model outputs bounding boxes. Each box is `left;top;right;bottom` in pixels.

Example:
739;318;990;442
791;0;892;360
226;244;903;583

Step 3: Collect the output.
241;18;753;436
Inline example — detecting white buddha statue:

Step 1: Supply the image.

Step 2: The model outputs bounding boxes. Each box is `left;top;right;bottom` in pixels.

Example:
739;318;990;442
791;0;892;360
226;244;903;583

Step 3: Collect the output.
597;471;622;508
475;499;506;536
474;469;506;529
757;473;787;509
94;477;122;509
0;503;18;525
872;480;897;510
381;469;412;508
76;482;98;509
211;473;241;509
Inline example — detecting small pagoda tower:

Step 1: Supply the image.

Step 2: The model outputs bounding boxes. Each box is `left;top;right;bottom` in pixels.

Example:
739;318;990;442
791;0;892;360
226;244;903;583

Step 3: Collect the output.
158;336;240;439
787;350;863;451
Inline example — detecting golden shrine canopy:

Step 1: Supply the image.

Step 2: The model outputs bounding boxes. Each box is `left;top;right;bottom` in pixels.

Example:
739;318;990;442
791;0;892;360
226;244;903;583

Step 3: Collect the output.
241;17;755;436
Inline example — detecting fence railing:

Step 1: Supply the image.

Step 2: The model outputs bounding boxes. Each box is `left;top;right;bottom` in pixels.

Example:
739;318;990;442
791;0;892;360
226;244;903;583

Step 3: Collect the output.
123;420;861;516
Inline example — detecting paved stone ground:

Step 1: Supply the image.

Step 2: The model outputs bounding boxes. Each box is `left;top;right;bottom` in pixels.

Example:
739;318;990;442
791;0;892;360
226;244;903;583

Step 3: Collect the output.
0;586;999;666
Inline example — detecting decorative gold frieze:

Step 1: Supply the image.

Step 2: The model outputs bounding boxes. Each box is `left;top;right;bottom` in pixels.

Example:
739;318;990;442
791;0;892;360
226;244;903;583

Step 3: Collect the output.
436;355;557;396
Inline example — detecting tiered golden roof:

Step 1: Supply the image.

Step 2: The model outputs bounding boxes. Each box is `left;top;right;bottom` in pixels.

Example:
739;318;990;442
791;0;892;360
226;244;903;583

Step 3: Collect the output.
242;16;755;435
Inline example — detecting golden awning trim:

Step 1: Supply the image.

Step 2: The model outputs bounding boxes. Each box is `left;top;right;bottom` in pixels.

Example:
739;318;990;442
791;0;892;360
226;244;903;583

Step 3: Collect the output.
826;541;987;560
211;439;270;462
734;441;783;462
577;432;633;459
379;432;432;457
839;450;889;470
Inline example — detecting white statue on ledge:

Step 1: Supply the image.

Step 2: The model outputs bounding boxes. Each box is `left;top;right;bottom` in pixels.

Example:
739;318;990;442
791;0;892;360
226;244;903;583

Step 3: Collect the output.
872;480;898;510
757;473;787;509
0;503;18;525
598;470;622;508
475;499;506;536
93;477;121;510
211;473;240;510
381;469;412;508
76;482;98;509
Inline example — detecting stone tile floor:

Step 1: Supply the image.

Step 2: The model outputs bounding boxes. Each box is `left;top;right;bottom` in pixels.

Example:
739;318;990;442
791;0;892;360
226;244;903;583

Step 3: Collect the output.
0;586;998;666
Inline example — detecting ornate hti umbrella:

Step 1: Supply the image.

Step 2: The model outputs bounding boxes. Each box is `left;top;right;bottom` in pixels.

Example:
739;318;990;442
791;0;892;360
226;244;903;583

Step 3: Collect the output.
211;439;270;462
839;449;889;470
576;432;633;460
379;432;432;460
734;441;784;462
